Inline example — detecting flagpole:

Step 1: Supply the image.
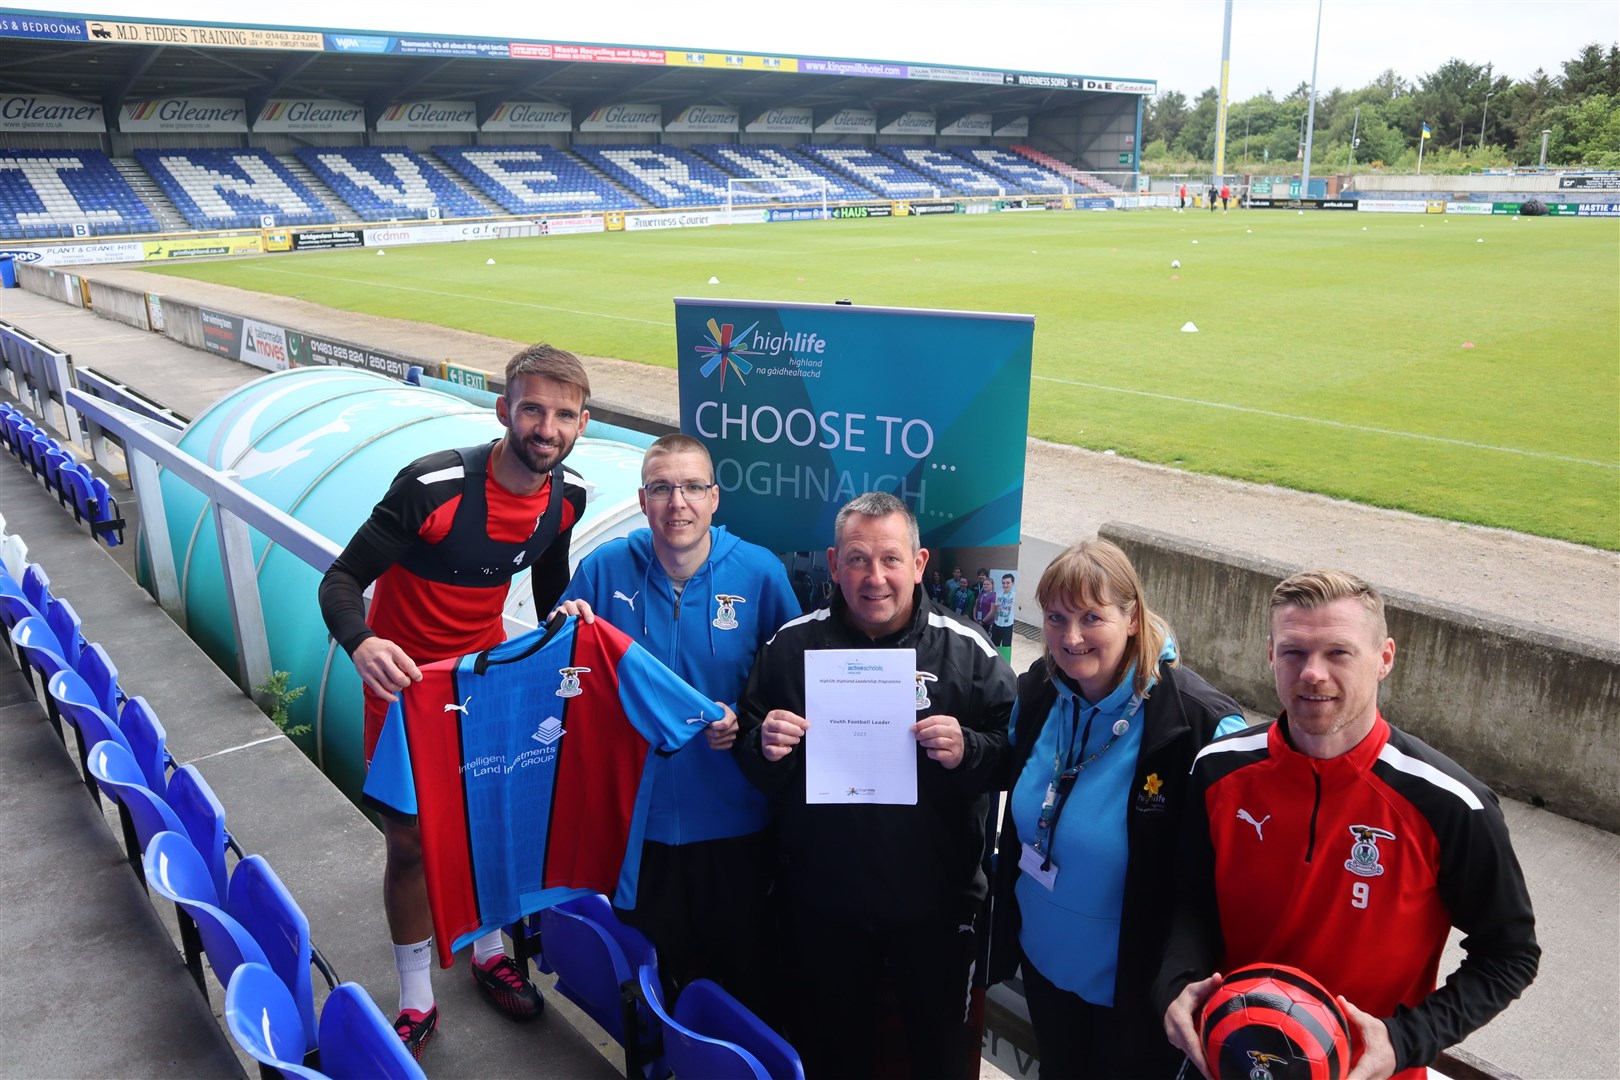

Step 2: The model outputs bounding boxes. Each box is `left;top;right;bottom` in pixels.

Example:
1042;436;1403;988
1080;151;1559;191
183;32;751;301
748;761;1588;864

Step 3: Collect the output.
1418;124;1426;175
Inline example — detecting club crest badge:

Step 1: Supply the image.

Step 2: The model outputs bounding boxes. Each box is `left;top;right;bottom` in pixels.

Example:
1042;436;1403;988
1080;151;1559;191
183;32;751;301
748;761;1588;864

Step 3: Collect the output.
1247;1051;1288;1080
556;666;591;698
915;670;938;710
713;594;745;630
1345;824;1396;877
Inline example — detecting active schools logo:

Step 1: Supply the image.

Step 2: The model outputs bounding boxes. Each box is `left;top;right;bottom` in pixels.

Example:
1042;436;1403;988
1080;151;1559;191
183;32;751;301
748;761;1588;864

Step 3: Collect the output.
694;317;761;389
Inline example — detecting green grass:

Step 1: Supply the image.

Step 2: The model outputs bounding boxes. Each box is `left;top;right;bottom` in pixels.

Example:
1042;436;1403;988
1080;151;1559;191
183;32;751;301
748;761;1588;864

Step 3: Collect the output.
143;210;1620;549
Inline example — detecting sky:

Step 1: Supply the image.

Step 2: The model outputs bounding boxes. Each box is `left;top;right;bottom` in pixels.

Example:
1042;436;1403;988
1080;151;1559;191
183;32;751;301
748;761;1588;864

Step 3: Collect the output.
13;0;1618;99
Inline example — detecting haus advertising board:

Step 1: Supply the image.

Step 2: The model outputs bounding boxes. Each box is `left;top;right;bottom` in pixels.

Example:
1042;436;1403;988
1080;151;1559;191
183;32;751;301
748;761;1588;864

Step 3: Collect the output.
675;298;1033;558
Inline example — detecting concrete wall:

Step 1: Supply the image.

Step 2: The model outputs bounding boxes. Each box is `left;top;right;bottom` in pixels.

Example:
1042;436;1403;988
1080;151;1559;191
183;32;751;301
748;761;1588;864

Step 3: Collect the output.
1100;522;1620;833
1349;174;1566;193
87;279;151;331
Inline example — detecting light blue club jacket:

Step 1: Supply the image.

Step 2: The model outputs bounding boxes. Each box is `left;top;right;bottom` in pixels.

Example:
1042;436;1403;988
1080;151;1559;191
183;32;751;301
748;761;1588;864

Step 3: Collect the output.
563;525;801;849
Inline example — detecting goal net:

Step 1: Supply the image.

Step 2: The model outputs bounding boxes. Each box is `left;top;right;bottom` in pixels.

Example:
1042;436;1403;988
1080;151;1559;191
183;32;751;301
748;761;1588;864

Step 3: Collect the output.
726;175;830;221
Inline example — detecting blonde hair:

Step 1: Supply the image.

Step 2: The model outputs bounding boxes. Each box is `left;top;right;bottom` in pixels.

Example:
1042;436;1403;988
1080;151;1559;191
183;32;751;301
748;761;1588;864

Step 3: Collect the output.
1271;569;1387;643
1035;539;1172;696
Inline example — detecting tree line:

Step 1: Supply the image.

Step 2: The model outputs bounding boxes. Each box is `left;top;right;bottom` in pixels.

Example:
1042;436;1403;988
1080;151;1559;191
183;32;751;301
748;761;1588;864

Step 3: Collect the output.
1140;42;1620;174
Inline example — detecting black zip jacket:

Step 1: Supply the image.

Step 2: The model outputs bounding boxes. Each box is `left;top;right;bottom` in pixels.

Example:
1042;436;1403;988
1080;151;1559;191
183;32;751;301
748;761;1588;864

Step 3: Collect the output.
988;658;1243;1052
735;586;1015;927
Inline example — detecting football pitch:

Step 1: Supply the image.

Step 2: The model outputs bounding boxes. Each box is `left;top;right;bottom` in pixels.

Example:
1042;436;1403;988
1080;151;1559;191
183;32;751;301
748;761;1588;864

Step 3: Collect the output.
143;210;1620;550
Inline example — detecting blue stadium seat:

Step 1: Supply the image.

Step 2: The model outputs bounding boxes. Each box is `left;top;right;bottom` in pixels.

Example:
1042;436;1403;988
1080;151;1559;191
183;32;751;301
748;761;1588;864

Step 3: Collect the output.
75;641;123;719
0;149;158;237
133;149;336;230
227;855;336;1056
48;667;133;804
119;695;175;793
293;147;483;222
145;830;270;999
21;560;51;614
537;893;666;1079
168;763;242;906
224;962;324;1079
798;146;940;199
946;146;1071;194
40;594;83;670
880;146;1008;195
573;145;734;208
10;613;69;715
670;977;803;1079
690;144;870;201
433;146;637;214
316;981;428;1080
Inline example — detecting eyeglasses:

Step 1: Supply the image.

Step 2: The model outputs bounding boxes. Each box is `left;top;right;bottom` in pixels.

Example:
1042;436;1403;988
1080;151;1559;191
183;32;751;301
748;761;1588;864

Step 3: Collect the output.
643;481;716;501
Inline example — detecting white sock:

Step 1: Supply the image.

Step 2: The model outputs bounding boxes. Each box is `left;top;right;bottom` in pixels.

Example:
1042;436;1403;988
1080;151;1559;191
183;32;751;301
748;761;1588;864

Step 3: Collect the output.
471;928;506;966
394;938;434;1014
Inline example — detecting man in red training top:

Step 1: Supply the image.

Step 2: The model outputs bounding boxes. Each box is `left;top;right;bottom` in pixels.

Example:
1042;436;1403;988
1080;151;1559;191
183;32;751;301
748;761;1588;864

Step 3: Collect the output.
319;343;590;1058
1155;569;1538;1080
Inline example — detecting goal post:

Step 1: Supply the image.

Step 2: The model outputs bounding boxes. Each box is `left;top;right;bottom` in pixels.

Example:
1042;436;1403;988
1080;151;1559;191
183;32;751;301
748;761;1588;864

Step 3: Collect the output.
725;175;830;221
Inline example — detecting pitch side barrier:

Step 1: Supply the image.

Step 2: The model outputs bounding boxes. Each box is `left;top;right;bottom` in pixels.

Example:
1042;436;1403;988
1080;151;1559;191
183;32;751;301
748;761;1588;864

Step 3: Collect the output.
0;315;82;446
1099;522;1620;834
9;194;1205;268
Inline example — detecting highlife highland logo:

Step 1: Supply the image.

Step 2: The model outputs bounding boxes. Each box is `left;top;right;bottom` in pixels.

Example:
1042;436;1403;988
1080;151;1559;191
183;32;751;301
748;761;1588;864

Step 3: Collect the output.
694;317;828;390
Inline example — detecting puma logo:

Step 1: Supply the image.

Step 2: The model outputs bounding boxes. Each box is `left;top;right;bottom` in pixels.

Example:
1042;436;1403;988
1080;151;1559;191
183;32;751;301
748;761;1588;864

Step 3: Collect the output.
443;697;471;715
613;590;639;611
1237;809;1270;840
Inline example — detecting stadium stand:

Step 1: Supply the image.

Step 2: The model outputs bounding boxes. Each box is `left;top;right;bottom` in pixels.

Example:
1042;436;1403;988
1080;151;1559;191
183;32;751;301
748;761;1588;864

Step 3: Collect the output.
797;145;942;199
431;145;639;214
879;146;1009;195
293;146;485;221
946;146;1072;194
572;145;734;208
1006;146;1108;193
0;149;159;239
133;149;337;230
689;144;872;201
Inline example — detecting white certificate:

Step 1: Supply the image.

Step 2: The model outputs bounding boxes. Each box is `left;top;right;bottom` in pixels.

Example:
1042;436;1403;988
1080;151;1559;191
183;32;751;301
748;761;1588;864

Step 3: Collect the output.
804;648;918;805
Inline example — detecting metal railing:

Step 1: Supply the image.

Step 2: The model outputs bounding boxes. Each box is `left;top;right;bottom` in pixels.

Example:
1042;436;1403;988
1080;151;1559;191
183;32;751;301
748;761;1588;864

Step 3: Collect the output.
66;386;343;710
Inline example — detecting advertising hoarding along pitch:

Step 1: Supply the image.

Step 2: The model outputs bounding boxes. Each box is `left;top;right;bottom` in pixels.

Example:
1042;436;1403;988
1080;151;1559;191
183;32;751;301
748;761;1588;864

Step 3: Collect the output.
675;298;1033;556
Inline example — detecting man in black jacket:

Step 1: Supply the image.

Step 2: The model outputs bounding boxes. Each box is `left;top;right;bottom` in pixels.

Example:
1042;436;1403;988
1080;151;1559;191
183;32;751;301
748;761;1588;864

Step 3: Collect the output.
735;492;1015;1080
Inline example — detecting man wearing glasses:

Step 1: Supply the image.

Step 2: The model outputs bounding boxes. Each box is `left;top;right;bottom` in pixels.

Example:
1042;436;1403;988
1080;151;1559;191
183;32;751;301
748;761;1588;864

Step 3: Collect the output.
555;433;799;1009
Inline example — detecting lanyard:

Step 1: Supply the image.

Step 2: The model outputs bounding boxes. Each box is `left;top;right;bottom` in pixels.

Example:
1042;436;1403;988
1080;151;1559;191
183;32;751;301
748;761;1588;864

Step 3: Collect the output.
1032;691;1143;867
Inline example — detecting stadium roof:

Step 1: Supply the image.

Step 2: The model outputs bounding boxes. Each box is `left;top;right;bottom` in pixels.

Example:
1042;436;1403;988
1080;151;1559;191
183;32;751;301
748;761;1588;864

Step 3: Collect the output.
0;8;1156;127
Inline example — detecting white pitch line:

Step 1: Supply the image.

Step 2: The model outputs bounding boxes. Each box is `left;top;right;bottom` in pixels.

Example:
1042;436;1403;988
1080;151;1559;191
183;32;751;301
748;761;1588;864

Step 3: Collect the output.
243;266;669;326
1033;374;1618;469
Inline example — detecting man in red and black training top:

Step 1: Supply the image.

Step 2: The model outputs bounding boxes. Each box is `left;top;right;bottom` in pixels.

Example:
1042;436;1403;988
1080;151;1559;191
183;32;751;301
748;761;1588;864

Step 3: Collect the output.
319;343;590;1058
1155;570;1538;1080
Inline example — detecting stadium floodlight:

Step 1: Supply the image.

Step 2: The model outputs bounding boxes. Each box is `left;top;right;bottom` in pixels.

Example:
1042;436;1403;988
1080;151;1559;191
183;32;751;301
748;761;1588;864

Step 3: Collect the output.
726;176;829;222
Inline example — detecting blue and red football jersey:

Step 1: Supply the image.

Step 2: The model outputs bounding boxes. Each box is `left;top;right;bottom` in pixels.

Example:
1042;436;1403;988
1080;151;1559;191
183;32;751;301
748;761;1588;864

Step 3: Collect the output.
363;615;725;966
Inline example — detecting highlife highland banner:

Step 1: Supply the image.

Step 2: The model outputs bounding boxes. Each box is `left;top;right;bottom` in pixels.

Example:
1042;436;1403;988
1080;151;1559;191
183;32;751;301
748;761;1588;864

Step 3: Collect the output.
675;298;1033;557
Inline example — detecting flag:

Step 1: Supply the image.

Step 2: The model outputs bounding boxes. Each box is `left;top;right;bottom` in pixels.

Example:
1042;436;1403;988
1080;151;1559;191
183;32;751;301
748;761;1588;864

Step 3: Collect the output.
1421;123;1432;140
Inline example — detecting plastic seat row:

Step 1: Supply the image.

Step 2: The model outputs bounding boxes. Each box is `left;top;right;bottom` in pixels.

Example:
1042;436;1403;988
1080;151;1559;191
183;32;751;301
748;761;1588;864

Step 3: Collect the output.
529;892;804;1080
133;149;337;231
293;146;485;222
945;146;1072;194
690;144;872;202
0;149;159;239
571;145;739;208
0;527;415;1079
0;402;123;547
432;146;640;214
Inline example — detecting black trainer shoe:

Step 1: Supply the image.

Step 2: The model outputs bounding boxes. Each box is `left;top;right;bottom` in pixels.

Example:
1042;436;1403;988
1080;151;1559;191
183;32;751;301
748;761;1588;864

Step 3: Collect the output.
393;1006;438;1060
471;954;544;1021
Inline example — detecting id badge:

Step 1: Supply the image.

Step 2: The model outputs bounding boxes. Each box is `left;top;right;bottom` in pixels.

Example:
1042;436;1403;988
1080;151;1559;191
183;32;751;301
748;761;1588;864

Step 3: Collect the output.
1019;841;1059;890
